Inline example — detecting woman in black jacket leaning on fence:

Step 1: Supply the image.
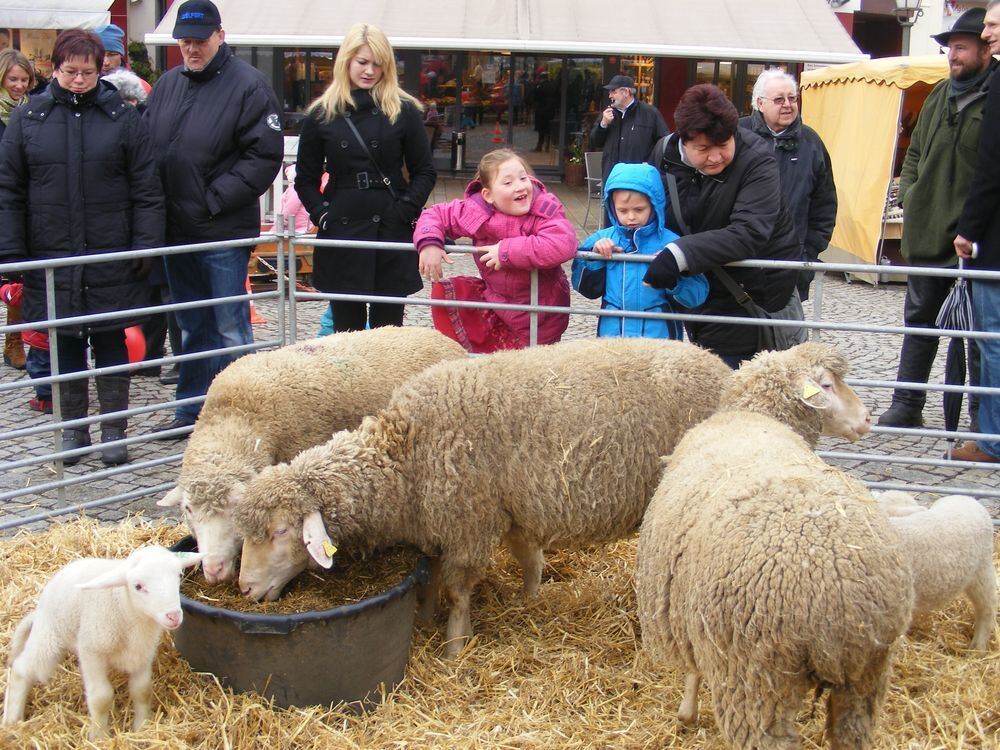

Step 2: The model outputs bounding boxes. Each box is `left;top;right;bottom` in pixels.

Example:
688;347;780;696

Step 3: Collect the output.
295;22;436;332
645;84;801;368
0;29;164;466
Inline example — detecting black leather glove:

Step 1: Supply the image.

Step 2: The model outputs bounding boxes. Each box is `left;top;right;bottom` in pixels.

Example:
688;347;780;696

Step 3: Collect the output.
643;248;680;289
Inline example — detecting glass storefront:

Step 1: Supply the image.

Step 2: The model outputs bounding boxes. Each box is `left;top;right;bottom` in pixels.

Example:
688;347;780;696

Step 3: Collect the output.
233;44;799;173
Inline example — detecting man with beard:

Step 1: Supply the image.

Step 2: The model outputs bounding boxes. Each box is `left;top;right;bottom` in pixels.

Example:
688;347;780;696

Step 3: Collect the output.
878;7;992;429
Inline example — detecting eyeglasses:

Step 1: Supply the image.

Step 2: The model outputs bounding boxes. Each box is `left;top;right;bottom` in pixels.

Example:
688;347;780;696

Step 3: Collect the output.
763;95;798;106
57;68;98;80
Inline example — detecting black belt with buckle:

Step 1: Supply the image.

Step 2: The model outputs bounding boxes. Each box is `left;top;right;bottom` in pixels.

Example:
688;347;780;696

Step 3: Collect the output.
344;171;391;190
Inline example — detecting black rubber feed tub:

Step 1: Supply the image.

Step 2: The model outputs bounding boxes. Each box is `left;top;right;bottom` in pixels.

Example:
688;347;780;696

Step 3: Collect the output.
170;536;430;710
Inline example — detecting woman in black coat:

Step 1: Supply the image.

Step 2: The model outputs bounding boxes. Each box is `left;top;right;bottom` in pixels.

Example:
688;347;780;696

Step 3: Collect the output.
295;22;436;332
645;84;801;368
0;29;165;465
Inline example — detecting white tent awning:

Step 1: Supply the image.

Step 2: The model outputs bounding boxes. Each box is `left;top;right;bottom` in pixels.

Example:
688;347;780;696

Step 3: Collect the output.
146;0;865;65
1;0;112;30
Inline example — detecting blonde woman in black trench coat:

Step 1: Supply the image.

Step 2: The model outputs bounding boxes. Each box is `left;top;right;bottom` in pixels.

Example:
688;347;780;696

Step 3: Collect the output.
295;23;436;331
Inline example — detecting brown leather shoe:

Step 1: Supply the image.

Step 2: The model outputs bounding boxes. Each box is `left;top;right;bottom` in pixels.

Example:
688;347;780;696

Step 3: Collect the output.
949;440;1000;463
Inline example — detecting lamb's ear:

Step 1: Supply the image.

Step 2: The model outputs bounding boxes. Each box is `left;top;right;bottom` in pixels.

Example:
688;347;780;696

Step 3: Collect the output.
798;377;830;410
157;486;184;508
174;552;205;569
302;511;336;569
76;566;129;590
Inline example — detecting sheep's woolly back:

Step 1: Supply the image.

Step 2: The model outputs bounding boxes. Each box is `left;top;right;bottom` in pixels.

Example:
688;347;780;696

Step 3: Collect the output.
884;495;995;618
719;342;851;447
384;339;726;556
637;410;913;745
178;327;465;511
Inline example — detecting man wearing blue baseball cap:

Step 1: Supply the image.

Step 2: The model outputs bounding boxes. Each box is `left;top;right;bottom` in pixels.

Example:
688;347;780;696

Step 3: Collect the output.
144;0;283;437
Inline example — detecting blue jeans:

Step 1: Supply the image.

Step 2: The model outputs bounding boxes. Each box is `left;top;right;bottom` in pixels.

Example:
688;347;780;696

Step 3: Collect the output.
165;247;252;422
25;347;52;400
972;279;1000;458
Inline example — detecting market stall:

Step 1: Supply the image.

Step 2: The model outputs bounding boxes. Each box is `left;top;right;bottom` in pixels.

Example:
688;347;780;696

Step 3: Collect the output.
800;55;949;283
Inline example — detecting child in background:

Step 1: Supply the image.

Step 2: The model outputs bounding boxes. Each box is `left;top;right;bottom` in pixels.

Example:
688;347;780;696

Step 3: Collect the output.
280;164;335;336
572;162;708;339
0;281;52;412
415;148;578;353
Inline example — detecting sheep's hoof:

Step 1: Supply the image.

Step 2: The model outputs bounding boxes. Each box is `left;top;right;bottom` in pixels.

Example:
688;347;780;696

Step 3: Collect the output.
677;705;698;725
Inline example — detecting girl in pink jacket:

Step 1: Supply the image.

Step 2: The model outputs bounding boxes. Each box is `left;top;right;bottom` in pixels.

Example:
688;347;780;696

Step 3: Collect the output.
415;149;578;353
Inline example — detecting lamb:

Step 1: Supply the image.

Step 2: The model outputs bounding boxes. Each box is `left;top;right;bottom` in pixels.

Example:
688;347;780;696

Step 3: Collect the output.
873;491;996;651
230;337;732;657
3;546;203;739
156;326;465;583
635;343;912;749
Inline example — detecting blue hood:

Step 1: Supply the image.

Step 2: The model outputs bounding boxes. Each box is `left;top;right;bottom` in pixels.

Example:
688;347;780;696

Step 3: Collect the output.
603;162;668;233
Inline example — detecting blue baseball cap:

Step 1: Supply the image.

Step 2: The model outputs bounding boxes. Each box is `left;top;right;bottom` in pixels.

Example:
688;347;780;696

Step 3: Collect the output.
172;0;222;40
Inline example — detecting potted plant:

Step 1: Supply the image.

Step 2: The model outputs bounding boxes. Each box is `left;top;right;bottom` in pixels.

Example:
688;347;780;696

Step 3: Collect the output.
563;141;586;188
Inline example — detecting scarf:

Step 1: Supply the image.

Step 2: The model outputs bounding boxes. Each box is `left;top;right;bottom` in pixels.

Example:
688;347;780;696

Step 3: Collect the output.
950;65;991;99
0;88;25;127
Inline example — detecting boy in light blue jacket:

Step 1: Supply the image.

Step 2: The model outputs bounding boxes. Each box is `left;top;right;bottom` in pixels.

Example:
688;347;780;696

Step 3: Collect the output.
572;162;708;339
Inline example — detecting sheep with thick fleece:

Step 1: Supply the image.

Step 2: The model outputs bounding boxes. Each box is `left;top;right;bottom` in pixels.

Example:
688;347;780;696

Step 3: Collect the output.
873;491;996;651
3;546;203;739
636;343;911;749
157;326;465;583
232;337;731;657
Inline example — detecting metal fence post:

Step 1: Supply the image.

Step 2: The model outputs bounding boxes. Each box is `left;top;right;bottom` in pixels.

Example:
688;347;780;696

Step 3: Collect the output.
44;266;66;495
276;214;288;347
529;269;539;347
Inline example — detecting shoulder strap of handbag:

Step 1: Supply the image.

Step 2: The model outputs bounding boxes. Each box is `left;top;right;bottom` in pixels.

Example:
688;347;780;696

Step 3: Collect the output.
663;163;763;317
343;114;398;200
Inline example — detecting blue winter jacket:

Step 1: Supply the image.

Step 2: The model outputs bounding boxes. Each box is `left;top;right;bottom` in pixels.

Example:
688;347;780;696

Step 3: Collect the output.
572;162;708;339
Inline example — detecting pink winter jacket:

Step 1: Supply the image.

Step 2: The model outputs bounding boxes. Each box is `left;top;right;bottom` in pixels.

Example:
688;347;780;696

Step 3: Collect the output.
413;178;579;345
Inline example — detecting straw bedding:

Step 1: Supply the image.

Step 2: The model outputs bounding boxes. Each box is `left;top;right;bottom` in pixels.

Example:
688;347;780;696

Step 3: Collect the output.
1;516;997;749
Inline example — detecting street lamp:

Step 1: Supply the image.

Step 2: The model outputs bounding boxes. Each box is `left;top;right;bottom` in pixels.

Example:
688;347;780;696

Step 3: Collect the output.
894;0;925;55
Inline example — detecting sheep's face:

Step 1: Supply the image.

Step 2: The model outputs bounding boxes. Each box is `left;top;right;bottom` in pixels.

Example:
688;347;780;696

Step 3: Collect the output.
157;486;242;584
804;364;871;441
238;511;310;602
77;547;203;631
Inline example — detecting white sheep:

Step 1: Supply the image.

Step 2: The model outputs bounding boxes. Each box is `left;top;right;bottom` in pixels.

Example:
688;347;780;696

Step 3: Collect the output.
635;343;912;749
3;546;203;739
230;337;732;657
156;326;465;583
873;491;997;651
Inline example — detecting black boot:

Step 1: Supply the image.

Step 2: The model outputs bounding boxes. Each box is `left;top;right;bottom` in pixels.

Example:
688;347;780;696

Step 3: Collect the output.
59;377;91;465
878;331;939;428
96;375;130;465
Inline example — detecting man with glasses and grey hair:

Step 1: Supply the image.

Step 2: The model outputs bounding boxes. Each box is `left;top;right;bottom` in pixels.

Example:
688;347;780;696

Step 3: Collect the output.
740;69;836;304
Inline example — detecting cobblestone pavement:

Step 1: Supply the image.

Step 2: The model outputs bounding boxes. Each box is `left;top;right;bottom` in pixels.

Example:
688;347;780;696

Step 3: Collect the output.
2;178;997;535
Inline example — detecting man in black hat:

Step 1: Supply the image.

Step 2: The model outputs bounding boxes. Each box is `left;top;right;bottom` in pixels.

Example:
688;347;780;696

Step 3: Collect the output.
952;0;1000;463
589;74;668;209
878;6;992;430
144;0;283;436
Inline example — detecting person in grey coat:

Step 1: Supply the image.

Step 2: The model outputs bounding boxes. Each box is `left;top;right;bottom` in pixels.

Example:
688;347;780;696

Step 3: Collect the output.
740;69;836;302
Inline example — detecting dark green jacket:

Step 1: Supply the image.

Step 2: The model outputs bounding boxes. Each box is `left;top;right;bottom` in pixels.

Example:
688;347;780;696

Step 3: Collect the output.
899;75;988;266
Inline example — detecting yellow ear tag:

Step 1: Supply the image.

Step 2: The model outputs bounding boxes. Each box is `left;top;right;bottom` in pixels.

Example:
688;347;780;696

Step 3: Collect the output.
802;382;822;400
322;541;338;558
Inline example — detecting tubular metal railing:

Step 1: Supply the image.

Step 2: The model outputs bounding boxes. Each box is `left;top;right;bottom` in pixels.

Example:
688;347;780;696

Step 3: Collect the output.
2;228;998;533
